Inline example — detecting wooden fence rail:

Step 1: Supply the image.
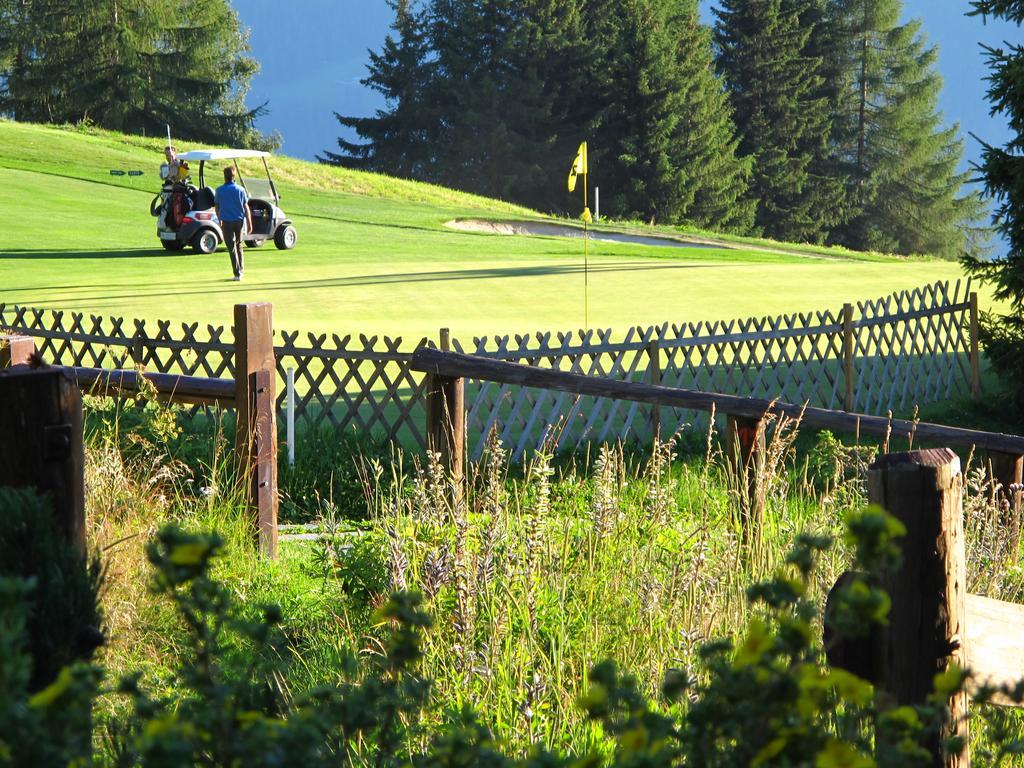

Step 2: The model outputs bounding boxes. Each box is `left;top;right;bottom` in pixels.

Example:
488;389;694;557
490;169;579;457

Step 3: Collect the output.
411;345;1024;461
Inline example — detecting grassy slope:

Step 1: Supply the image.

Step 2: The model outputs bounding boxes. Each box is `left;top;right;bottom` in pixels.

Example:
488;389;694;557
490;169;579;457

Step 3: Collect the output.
0;120;972;339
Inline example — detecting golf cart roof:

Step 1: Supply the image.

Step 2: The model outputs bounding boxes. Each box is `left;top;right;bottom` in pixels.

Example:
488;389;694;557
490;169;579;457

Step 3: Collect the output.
176;149;271;162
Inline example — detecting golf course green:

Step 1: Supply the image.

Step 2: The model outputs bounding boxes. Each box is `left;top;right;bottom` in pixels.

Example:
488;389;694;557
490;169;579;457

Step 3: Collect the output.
0;121;972;340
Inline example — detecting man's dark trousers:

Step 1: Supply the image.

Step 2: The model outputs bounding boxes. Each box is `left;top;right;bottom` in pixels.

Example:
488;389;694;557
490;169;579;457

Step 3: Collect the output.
223;221;245;277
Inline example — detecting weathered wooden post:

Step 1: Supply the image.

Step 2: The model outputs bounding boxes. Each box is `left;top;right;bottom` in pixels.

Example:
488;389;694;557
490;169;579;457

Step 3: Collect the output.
0;333;36;367
842;303;855;412
0;368;86;551
647;340;661;439
425;328;465;483
725;413;765;545
233;303;278;558
969;292;982;400
868;449;968;768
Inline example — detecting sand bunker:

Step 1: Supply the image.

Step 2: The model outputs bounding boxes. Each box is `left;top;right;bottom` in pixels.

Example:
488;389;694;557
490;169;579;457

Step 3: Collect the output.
446;219;722;249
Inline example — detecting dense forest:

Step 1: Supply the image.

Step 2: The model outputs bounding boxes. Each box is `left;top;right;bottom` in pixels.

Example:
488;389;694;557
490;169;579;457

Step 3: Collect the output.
323;0;986;258
0;0;273;149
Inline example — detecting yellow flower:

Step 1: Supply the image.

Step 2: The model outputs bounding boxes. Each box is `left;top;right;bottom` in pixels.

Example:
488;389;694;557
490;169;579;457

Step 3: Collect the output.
169;542;208;565
734;618;773;668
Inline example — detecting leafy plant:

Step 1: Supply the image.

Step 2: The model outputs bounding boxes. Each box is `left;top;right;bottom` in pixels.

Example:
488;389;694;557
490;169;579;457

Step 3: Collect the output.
0;488;104;691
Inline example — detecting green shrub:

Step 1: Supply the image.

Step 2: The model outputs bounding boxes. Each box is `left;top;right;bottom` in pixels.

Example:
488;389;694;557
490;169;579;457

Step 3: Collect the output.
0;577;100;767
278;426;392;523
0;488;104;692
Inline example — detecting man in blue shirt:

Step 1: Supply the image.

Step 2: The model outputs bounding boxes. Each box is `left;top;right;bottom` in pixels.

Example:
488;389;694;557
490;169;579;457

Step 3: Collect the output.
214;166;253;281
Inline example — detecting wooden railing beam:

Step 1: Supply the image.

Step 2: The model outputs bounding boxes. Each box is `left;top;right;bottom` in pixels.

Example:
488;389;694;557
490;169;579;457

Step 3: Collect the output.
64;366;235;406
411;347;1024;454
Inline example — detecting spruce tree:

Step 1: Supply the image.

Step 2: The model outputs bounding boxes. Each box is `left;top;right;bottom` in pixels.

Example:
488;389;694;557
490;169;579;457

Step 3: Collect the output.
326;0;750;228
320;0;435;177
425;0;586;206
0;0;267;147
669;0;754;231
588;0;687;223
823;0;984;257
713;0;842;243
963;0;1024;402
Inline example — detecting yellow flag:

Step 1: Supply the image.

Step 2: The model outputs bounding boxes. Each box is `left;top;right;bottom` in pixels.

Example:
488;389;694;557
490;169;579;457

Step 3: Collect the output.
567;141;588;192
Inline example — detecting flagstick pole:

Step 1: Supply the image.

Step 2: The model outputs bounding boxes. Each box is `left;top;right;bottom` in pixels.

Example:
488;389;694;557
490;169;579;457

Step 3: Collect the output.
584;173;589;329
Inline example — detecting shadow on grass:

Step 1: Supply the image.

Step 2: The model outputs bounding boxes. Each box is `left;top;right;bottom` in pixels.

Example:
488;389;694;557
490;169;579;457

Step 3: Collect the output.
1;248;185;259
17;261;735;308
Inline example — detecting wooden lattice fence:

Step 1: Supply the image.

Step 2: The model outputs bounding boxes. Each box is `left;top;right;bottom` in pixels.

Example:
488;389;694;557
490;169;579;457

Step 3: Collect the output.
0;279;977;460
456;279;976;459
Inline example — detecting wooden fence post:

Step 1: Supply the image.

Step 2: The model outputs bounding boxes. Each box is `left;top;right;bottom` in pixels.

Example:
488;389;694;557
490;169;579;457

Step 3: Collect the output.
647;340;661;439
233;303;278;558
987;451;1022;498
842;303;855;412
725;414;765;546
969;292;982;400
868;448;968;768
425;331;464;484
0;334;36;367
0;368;86;551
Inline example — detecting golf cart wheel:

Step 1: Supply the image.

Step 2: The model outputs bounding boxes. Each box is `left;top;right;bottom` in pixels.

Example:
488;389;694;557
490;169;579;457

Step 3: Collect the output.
192;230;219;255
245;239;264;248
161;239;185;252
274;224;297;250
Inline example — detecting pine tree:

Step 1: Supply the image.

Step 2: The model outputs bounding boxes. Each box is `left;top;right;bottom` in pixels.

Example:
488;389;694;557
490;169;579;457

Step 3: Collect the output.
574;0;752;228
669;0;754;231
713;0;842;243
962;0;1024;402
326;0;750;228
320;0;435;176
326;0;588;211
425;0;598;209
823;0;984;257
588;0;687;223
0;0;268;147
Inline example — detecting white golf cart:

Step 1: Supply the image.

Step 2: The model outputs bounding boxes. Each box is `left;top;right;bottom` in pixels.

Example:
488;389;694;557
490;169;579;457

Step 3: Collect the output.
153;148;297;254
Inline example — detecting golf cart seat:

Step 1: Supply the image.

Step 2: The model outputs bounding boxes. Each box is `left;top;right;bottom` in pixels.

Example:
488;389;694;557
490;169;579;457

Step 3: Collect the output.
248;199;274;236
192;186;215;212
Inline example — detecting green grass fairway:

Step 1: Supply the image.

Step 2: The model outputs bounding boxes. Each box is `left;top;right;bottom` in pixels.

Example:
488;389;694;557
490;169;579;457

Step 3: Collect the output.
0;121;974;340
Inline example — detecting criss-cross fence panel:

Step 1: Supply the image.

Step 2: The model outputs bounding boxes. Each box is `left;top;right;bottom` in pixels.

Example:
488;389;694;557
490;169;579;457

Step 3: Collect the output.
851;280;973;415
0;278;976;460
274;331;431;449
453;279;974;460
0;305;235;399
455;326;660;461
654;307;846;440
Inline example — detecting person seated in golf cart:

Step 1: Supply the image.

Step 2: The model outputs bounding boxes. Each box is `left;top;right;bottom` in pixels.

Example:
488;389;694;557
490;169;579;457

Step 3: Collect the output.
161;146;190;186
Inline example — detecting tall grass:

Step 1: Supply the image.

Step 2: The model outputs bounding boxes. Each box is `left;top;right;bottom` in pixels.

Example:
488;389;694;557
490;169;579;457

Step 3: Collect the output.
320;420;860;751
82;393;1024;755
